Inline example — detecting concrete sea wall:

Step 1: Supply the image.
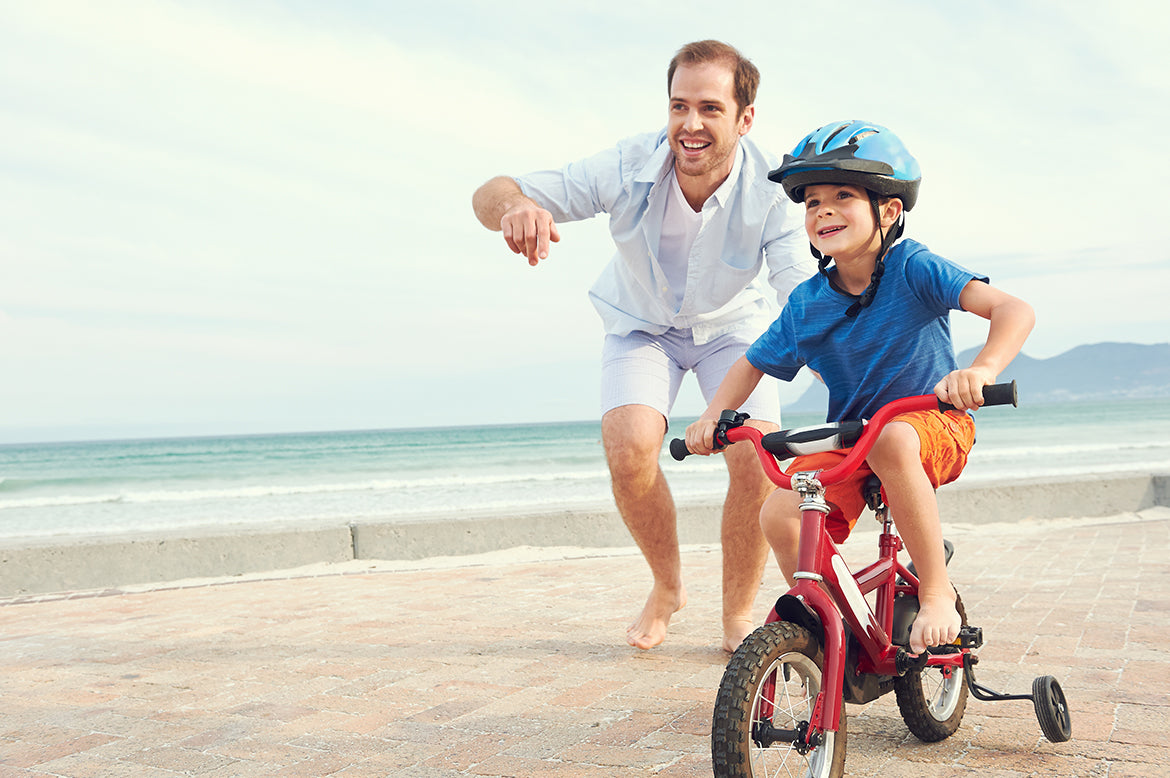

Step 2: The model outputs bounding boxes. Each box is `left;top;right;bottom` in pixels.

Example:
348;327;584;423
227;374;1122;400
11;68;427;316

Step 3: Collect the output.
2;472;1167;597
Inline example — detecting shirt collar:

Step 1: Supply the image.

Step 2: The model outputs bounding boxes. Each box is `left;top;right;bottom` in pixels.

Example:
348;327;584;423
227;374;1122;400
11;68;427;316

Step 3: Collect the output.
634;129;674;185
709;142;745;209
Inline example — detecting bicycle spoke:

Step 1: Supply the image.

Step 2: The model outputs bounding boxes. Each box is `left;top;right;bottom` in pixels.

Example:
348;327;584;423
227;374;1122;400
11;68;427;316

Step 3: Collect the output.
747;653;826;777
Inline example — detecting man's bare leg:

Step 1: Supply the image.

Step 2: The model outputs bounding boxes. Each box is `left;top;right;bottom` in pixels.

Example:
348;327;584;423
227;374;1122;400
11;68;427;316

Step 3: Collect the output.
868;422;960;654
759;486;803;585
602;404;685;650
719;420;778;653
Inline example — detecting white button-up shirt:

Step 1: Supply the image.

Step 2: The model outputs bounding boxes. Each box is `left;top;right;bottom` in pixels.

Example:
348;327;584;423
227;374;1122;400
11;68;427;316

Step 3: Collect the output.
517;129;814;344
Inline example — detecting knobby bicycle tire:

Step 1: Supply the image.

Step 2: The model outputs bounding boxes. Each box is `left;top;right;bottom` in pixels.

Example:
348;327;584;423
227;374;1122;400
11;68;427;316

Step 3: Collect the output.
712;621;846;778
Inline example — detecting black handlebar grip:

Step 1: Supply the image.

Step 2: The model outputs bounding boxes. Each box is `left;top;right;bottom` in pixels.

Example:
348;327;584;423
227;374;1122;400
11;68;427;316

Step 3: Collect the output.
982;380;1018;407
669;438;691;461
939;380;1018;412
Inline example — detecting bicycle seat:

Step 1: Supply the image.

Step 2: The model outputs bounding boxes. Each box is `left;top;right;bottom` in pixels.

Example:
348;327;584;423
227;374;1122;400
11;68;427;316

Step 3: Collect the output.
761;420;865;461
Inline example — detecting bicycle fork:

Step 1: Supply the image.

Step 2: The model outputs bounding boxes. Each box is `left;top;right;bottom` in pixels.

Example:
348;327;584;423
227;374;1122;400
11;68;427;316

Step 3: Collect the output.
761;473;855;746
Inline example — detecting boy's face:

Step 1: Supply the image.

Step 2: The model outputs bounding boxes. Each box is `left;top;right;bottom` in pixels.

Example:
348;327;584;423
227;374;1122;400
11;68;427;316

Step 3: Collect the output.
802;183;884;263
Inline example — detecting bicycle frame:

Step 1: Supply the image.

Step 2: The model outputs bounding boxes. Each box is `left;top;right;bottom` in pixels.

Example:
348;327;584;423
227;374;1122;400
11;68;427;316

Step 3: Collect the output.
716;394;969;737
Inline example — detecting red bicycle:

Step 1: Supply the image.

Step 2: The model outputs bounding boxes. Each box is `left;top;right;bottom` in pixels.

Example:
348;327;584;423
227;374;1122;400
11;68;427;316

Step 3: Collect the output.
671;382;1071;778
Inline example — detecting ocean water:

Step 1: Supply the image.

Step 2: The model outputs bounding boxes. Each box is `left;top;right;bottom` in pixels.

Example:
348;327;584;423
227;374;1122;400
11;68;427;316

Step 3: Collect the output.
1;397;1168;541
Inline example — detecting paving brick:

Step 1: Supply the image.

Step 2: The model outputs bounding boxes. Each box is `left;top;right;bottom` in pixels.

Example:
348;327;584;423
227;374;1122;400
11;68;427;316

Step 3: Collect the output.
0;511;1167;776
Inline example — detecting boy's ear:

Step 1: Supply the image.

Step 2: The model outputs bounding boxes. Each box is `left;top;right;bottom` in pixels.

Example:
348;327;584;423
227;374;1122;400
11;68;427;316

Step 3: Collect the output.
880;197;904;228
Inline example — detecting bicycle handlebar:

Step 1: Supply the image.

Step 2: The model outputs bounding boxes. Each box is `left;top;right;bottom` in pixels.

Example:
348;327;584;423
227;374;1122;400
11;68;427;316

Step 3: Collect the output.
670;381;1018;491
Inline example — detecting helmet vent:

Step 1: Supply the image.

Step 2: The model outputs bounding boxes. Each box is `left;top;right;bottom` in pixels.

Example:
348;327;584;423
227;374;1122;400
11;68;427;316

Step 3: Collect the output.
851;130;877;143
822;123;851;149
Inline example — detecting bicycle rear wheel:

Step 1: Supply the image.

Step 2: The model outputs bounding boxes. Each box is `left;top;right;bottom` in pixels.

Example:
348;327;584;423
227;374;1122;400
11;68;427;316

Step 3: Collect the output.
712;621;846;778
893;592;970;742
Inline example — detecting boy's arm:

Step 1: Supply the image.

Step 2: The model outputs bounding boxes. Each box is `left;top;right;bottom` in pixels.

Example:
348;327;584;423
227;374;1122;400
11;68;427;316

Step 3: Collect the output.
936;280;1036;410
684;356;765;455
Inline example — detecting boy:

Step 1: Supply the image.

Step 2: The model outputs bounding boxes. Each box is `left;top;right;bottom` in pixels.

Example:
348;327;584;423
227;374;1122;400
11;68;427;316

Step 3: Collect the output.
684;120;1034;654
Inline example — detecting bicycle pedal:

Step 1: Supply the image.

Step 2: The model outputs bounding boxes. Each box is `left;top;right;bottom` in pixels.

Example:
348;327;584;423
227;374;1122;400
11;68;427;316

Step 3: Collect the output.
895;648;929;675
958;626;983;649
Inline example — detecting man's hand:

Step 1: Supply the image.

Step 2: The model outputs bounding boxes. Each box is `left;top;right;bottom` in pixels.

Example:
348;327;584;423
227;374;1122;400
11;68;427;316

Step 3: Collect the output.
472;176;563;266
934;366;996;410
500;201;561;266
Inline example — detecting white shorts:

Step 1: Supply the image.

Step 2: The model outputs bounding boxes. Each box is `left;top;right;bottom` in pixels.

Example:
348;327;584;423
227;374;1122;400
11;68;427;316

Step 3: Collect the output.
600;329;781;425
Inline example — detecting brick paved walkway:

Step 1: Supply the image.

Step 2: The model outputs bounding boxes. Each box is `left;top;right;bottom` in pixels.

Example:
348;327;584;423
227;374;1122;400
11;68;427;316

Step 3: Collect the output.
2;509;1168;777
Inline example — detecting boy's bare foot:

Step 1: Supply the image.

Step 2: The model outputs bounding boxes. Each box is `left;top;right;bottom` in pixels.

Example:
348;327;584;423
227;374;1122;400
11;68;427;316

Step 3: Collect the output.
627;583;686;650
910;587;961;654
722;617;755;654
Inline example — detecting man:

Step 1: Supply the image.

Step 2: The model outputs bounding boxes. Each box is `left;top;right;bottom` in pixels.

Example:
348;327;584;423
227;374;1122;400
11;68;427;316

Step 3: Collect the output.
472;40;812;652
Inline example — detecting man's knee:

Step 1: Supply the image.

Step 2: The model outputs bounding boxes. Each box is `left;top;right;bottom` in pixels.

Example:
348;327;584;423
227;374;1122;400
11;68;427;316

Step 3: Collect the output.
723;421;777;492
760;490;801;544
602;405;666;480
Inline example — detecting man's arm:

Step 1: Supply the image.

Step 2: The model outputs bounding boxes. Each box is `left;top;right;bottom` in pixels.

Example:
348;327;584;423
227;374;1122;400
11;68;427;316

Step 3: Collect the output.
762;203;818;309
935;280;1036;410
472;176;561;266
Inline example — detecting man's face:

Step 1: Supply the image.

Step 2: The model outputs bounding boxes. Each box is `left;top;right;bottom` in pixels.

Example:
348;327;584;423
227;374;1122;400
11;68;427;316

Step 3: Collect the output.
667;61;753;183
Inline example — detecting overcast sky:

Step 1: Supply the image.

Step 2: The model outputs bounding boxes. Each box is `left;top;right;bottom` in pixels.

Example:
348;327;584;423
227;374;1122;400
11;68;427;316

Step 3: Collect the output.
1;0;1166;442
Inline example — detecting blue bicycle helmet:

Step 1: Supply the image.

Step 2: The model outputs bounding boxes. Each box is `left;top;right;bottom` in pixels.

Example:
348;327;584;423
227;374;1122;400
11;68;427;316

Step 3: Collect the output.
769;120;921;211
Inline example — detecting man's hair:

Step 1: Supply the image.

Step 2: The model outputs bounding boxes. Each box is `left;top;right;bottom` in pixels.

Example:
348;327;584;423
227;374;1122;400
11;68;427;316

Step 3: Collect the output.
667;40;759;116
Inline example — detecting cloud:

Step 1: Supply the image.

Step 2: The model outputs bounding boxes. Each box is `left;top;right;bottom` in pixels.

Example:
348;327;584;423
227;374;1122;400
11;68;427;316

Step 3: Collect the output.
0;0;1165;440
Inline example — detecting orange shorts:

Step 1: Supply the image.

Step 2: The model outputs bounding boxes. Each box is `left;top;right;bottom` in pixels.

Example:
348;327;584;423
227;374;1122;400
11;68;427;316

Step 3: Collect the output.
784;409;976;543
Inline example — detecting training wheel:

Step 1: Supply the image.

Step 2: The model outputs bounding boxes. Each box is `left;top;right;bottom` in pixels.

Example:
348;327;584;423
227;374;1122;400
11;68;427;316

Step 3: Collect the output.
1031;676;1072;742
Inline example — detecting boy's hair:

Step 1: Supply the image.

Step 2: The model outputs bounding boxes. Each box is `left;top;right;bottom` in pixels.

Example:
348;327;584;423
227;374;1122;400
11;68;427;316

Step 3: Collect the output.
667;40;759;117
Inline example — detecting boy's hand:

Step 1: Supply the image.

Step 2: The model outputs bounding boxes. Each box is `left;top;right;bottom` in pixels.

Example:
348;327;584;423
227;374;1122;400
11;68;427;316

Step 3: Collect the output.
934;366;997;410
684;418;720;456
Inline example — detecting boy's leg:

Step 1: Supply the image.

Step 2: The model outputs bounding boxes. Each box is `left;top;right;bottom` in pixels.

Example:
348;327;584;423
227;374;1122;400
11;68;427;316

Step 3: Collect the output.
867;421;960;654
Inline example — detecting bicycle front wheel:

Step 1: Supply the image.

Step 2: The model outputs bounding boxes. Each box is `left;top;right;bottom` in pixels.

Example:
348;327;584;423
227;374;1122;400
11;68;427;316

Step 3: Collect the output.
712;621;846;778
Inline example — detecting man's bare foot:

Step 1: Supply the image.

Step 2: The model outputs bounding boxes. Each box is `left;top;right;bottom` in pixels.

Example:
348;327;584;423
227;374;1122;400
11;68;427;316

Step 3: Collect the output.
722;617;756;654
627;583;686;650
910;587;961;654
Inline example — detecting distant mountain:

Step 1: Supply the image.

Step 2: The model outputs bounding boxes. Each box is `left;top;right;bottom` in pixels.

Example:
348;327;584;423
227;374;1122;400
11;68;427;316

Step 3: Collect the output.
786;342;1170;414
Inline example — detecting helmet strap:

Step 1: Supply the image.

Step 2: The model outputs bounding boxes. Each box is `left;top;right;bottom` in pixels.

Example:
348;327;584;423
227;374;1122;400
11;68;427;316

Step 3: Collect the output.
812;246;833;277
845;195;903;317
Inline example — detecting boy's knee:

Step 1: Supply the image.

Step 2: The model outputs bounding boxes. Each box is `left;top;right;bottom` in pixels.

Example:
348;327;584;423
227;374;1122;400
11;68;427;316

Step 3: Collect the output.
869;421;922;470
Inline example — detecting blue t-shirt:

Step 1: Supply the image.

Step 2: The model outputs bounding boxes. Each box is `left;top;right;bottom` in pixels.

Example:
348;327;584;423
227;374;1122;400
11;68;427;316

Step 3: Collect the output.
746;239;987;422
